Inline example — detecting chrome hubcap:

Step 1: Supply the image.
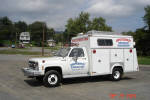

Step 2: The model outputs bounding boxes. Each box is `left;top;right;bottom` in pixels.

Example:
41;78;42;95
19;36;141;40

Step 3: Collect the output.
114;71;120;79
48;74;58;85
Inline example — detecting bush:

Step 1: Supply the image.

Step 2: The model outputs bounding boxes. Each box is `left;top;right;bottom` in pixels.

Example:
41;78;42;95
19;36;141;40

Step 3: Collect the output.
0;40;13;47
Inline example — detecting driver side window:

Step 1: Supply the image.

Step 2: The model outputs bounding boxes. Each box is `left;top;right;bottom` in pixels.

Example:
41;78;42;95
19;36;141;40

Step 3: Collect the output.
69;48;84;57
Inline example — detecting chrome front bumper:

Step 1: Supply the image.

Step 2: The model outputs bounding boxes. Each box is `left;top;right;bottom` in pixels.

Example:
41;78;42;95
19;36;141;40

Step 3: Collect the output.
22;68;42;77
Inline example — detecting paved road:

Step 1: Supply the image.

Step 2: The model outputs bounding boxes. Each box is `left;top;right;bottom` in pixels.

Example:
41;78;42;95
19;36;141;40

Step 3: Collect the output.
0;54;150;100
0;47;53;53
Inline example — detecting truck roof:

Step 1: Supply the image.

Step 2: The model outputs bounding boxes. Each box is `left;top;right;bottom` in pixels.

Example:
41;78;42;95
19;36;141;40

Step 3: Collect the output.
73;31;132;40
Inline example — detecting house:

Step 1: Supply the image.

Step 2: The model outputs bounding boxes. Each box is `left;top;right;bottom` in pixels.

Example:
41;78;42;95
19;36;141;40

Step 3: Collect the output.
20;32;30;44
47;39;56;47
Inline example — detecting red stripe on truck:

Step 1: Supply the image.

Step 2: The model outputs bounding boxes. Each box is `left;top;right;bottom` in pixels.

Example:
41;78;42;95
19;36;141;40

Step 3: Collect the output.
116;38;131;42
72;37;88;42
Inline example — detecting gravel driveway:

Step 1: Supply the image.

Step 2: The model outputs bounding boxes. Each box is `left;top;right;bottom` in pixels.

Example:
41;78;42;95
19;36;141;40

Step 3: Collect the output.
0;54;149;100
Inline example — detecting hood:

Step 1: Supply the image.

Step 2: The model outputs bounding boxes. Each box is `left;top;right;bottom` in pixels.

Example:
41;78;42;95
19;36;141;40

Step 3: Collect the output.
29;56;62;63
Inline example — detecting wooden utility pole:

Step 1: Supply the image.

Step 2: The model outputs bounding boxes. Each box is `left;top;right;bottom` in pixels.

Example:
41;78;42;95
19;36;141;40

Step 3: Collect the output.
42;24;45;56
15;32;17;48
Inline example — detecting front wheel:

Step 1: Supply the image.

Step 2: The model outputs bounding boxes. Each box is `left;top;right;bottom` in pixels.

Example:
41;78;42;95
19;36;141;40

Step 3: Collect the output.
43;70;61;87
110;68;123;81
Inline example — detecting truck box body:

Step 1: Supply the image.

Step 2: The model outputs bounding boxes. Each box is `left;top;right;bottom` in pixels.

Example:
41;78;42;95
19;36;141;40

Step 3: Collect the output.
71;31;139;76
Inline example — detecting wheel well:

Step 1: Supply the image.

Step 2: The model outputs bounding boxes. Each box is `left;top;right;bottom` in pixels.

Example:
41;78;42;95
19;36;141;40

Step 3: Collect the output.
45;67;62;76
113;66;123;73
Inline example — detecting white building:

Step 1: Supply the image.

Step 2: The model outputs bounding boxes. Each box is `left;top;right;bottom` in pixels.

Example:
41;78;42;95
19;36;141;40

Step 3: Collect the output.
20;32;30;44
47;39;56;47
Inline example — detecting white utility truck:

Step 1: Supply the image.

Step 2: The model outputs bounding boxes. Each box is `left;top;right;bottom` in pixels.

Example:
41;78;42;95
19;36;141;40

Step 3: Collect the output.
22;31;139;87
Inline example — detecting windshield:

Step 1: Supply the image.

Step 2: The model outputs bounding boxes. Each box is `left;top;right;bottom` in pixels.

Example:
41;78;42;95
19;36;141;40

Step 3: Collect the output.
55;48;71;57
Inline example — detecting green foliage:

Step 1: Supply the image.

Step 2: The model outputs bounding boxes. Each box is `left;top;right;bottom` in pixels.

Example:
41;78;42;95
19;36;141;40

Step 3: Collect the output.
28;21;55;46
28;21;45;43
0;16;15;41
0;49;42;55
64;12;112;43
0;16;56;47
47;28;55;40
54;33;63;44
122;31;135;36
88;17;112;31
122;5;150;56
138;56;150;65
135;29;150;56
133;5;150;56
143;5;150;30
14;21;27;32
0;40;13;46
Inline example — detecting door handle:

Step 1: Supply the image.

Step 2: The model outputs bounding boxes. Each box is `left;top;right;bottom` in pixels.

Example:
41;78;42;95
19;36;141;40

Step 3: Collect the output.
126;58;129;61
82;58;86;60
98;59;101;62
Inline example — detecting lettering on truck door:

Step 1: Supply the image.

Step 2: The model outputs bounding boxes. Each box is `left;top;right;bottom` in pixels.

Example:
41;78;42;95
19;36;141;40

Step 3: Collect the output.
67;48;88;75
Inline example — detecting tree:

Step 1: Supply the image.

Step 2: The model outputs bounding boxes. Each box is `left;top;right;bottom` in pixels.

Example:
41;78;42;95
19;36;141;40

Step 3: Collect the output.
54;33;63;44
28;21;46;46
47;28;55;40
28;21;55;46
122;31;135;36
14;21;27;33
65;12;112;43
135;5;150;56
65;18;76;42
76;12;90;33
135;28;150;56
0;16;15;41
143;5;150;30
121;6;150;56
89;17;112;31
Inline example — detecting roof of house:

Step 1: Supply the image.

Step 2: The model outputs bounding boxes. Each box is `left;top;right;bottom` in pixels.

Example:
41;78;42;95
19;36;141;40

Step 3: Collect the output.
20;32;30;36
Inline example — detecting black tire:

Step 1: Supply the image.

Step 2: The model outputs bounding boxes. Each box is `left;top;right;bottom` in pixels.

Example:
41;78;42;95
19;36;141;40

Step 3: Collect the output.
43;70;61;87
35;76;43;82
110;68;123;81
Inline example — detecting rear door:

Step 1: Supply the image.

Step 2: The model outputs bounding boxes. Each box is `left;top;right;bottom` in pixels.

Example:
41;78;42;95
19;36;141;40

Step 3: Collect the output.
92;49;110;74
124;49;134;72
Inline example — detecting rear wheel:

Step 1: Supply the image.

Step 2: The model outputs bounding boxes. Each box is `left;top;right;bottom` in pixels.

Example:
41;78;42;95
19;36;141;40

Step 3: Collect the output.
111;68;123;81
43;70;61;87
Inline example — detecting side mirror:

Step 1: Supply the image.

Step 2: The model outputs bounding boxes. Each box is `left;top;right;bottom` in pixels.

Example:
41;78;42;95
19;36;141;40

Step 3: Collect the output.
73;56;78;62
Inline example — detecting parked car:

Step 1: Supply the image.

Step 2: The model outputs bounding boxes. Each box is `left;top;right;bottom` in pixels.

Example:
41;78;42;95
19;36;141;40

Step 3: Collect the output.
11;44;15;48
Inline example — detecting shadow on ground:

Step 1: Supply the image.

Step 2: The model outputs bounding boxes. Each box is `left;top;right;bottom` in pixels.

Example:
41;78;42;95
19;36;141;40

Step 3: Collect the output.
24;76;134;87
24;79;43;87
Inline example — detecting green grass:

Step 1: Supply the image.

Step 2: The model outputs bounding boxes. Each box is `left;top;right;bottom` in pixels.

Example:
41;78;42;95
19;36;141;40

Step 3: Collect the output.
0;49;44;55
138;56;150;65
45;46;61;51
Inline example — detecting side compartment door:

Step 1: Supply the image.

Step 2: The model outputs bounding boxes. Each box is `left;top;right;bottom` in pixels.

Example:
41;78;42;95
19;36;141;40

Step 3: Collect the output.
67;48;88;75
92;49;110;74
124;49;134;72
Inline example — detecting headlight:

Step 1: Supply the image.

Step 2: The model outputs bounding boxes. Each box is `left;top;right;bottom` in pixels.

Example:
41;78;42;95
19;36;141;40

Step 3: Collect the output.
29;61;39;70
34;62;39;70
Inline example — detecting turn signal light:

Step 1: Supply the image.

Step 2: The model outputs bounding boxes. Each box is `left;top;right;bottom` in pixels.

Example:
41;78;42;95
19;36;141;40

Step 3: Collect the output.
129;49;132;53
42;66;44;70
42;60;45;63
93;49;96;54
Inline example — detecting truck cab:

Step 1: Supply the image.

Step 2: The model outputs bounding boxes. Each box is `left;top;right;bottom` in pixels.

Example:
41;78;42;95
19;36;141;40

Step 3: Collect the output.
22;47;89;87
22;30;139;87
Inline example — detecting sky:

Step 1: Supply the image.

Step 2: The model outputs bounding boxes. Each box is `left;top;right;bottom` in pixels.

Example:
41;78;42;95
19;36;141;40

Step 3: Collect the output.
0;0;150;33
